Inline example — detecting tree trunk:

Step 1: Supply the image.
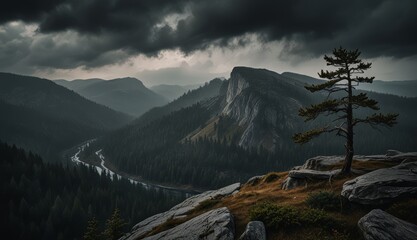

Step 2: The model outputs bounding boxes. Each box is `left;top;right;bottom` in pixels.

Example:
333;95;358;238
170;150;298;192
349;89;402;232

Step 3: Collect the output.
342;65;354;174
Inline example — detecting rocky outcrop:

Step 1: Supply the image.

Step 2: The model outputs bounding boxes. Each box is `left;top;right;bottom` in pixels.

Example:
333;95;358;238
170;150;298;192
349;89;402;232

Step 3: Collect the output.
245;175;264;186
120;183;240;239
283;151;417;190
144;207;235;240
358;209;417;240
341;162;417;205
220;67;303;152
282;169;340;190
238;221;266;240
299;151;417;171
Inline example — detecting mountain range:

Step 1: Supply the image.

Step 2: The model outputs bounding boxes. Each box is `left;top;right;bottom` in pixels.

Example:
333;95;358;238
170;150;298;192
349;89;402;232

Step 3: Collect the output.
150;83;201;101
55;77;168;117
0;72;132;161
90;67;417;189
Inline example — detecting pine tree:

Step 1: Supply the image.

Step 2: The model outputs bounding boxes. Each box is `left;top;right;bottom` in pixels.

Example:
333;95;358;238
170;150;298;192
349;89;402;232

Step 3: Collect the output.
83;217;100;240
102;208;126;240
293;47;398;174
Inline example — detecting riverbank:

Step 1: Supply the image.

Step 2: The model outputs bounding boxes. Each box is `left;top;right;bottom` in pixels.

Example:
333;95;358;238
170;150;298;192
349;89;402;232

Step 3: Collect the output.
67;140;200;197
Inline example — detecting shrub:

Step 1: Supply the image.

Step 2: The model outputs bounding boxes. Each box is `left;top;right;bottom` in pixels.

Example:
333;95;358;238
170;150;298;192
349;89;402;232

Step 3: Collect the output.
249;202;334;230
305;191;341;211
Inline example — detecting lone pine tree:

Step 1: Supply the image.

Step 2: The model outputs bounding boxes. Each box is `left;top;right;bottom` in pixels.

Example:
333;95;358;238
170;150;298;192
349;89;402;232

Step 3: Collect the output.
293;47;398;174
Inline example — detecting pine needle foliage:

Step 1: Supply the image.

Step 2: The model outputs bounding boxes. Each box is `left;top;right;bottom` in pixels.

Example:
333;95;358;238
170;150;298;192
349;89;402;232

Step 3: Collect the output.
102;208;127;240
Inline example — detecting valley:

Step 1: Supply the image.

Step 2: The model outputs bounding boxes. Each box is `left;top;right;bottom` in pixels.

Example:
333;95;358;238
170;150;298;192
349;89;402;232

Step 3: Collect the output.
70;140;198;197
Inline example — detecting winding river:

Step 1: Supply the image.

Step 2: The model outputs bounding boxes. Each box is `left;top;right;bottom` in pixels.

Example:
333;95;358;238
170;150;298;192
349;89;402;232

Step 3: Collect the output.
70;141;197;198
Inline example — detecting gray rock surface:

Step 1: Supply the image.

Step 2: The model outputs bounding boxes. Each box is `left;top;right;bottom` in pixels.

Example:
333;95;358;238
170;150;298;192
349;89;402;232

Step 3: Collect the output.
144;207;234;240
282;169;340;190
120;183;240;239
299;151;417;171
245;175;264;186
358;209;417;240
283;152;417;190
386;149;402;156
239;221;266;240
341;162;417;205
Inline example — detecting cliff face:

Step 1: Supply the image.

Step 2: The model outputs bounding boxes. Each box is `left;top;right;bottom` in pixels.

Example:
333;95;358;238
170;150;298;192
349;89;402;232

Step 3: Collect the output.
219;67;308;152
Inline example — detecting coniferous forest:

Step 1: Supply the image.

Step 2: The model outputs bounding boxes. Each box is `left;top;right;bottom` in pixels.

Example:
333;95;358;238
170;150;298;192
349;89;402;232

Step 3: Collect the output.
0;142;186;240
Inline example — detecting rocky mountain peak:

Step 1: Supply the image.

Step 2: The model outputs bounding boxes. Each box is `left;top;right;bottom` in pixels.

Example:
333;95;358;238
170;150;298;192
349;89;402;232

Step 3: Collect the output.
219;67;305;152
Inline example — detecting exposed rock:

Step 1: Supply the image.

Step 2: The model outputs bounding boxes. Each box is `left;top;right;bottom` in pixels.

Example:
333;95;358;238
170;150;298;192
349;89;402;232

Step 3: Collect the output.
300;155;345;170
245;175;264;186
341;162;417;205
283;152;417;190
120;183;240;239
282;176;305;190
220;67;305;152
298;152;417;171
239;221;266;240
386;149;402;156
282;169;340;190
144;207;234;240
288;169;340;179
358;209;417;240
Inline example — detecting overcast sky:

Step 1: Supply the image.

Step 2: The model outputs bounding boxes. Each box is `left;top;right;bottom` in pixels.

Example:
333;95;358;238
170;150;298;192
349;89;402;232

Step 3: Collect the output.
1;0;416;85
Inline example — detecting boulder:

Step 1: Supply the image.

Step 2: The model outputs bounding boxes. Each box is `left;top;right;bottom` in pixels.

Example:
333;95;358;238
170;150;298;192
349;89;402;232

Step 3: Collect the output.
239;221;266;240
144;207;234;240
358;209;417;240
120;183;240;239
245;175;264;186
341;162;417;205
282;169;340;190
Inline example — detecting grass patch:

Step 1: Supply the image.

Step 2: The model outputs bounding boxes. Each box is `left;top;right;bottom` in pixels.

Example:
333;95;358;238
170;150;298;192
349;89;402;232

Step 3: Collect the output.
305;191;342;211
249;202;336;231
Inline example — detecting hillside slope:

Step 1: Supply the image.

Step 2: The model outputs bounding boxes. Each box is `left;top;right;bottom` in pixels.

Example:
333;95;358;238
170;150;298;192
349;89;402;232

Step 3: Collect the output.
56;77;168;116
121;151;417;240
0;72;131;161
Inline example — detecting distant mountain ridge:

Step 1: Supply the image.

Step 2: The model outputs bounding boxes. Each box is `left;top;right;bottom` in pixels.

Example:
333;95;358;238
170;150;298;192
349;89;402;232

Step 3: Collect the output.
282;72;417;97
0;72;132;161
134;78;225;127
55;77;168;116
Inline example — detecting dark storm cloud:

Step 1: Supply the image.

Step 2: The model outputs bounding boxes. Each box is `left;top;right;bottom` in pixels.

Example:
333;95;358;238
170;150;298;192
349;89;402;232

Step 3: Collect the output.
1;0;416;70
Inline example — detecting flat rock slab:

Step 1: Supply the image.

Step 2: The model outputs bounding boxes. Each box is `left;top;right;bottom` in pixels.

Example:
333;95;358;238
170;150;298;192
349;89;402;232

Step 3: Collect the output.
282;169;340;190
358;209;417;240
300;151;417;171
239;221;266;240
144;207;235;240
342;162;417;205
288;169;340;179
120;183;240;239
